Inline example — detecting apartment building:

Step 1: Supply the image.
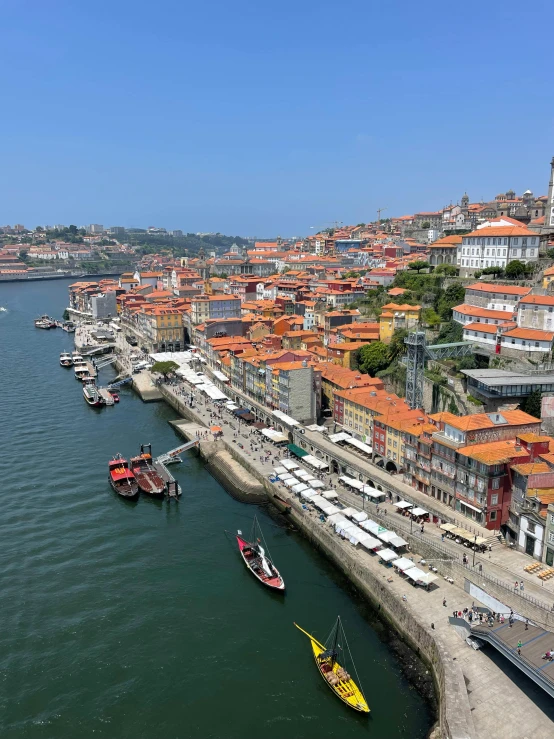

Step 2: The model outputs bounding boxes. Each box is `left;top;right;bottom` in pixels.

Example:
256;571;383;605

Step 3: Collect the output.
517;295;554;332
190;295;241;325
379;303;421;343
138;306;184;351
416;410;542;529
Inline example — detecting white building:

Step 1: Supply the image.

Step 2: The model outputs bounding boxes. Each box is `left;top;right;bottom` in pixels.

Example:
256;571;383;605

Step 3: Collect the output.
517;295;554;332
457;219;540;277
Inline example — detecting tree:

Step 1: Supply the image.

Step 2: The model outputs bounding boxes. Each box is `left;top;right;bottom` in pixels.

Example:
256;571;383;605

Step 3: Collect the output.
150;361;179;378
505;260;531;279
357;342;390;376
481;265;504;278
435;321;463;344
421;221;431;229
547;248;554;260
388;329;408;361
422;307;441;328
521;389;542;419
435;282;465;320
408;260;430;274
434;264;458;276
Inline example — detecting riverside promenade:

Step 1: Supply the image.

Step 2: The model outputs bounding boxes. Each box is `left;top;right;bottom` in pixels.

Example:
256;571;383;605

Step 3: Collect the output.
108;337;554;738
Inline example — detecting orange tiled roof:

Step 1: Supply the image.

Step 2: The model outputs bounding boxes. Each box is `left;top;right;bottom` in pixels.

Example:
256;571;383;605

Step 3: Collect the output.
431;409;540;431
519;294;554;306
465;283;532;296
464;322;500;334
503;327;554;341
458;439;530;465
454;304;515;320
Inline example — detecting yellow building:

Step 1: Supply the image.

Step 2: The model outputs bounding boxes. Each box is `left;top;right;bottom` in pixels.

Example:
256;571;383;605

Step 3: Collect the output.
141;306;184;350
379;303;421;343
543;266;554;291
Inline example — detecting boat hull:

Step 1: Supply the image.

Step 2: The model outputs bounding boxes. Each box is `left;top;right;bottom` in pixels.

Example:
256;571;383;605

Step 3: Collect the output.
236;535;285;591
294;625;369;713
108;476;139;500
133;470;166;497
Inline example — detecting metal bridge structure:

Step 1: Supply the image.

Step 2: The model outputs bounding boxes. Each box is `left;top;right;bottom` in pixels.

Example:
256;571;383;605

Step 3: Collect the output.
404;331;475;409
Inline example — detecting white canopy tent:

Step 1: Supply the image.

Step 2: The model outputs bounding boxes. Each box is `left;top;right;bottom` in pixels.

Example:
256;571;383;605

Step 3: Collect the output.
273;466;287;476
272;410;300;427
322;490;338;500
410;507;428;517
359;536;381;551
328;513;348;526
388;535;408;548
329;432;352;443
302;455;329;470
352;511;368;523
323;504;341;516
300;488;318;499
278;473;295;481
283;478;298;488
292;483;309;493
378;530;400;544
262;428;289;443
393;557;416;572
212;370;229;382
341;507;359;519
405;567;428;582
281;459;299;471
377;549;398;562
394;500;413;510
345;437;373;455
294;470;313;481
417;572;439;587
346;478;363;490
309;480;325;489
361;485;385;500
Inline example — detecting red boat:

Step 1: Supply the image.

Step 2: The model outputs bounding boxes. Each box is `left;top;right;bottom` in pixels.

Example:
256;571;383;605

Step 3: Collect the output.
130;444;166;497
236;516;285;591
108;455;139;500
109;391;120;402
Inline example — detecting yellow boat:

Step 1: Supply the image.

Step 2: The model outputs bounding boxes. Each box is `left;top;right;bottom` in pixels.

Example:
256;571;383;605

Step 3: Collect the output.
294;619;369;714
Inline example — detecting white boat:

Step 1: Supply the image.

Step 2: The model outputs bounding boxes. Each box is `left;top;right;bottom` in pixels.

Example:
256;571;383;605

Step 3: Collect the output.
83;379;105;407
60;352;73;367
163;455;182;465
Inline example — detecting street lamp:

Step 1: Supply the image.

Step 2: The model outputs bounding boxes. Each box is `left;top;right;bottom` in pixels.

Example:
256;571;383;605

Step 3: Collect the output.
472;534;477;567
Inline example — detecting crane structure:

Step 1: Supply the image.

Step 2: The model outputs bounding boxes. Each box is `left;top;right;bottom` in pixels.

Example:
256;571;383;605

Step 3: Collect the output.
376;207;387;226
404;330;474;409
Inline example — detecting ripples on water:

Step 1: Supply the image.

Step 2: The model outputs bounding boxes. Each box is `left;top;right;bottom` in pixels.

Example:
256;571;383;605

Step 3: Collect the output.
0;282;432;738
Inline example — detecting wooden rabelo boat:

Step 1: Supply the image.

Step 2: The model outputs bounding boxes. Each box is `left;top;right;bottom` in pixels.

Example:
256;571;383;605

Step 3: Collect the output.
236;516;285;591
294;617;369;713
108;455;139;500
130;444;166;497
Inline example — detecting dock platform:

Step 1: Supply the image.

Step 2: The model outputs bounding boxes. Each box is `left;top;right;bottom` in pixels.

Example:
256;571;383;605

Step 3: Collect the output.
98;388;114;405
152;460;180;498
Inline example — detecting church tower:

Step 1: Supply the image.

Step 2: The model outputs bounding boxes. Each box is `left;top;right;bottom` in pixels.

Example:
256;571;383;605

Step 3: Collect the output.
461;192;469;215
548;157;554;229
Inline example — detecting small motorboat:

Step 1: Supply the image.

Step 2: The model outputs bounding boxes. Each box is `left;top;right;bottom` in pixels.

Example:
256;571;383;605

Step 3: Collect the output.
236;516;285;591
109;390;120;402
164;454;182;465
60;351;73;367
294;617;369;713
34;317;51;329
108;454;139;500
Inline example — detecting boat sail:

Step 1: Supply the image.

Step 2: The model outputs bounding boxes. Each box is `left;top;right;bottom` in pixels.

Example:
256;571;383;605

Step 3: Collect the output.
294;617;369;713
236;516;285;591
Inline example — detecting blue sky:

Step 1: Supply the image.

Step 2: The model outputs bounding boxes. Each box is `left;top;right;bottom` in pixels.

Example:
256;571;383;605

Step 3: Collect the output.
1;0;553;235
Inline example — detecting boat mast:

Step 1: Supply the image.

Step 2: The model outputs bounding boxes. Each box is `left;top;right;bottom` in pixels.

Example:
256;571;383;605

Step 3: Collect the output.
331;616;340;667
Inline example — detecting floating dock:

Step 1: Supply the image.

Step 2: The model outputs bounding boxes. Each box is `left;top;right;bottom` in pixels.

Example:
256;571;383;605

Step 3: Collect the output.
98;388;114;406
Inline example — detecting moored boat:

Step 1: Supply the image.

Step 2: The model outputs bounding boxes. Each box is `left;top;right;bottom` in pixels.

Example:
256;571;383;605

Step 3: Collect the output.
294;617;369;714
109;390;120;402
83;379;105;407
130;444;166;497
108;454;139;500
34;317;51;329
60;351;73;367
236;516;285;591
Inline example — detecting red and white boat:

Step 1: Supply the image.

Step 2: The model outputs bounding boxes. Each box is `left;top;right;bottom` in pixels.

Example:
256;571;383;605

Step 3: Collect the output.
236;516;285;591
108;454;139;500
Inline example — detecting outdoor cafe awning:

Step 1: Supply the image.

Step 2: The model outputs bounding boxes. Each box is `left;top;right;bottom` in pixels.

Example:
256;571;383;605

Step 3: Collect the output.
393;557;416;572
288;443;307;458
410;507;428;517
440;523;457;532
394;501;413;510
377;549;398;562
280;459;299;471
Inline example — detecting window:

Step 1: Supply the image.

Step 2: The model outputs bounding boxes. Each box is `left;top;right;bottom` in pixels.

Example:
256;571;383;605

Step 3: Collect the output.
491;494;498;505
490;511;497;521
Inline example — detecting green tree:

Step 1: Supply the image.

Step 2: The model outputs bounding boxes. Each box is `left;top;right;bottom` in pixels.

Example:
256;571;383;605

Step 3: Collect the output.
408;260;430;274
388;329;408;361
434;264;458;276
435;321;463;344
357;342;390;376
435;282;465;320
481;265;504;278
150;361;179;378
422;307;441;328
521;389;542;419
421;221;431;229
547;248;554;259
505;260;530;279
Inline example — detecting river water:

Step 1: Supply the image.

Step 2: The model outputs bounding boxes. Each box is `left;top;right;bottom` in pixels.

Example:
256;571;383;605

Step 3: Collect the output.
0;279;433;739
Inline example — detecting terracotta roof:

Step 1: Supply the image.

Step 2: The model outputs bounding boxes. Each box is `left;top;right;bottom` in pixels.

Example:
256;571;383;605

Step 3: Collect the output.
429;235;463;247
465;283;532;296
503;327;554;341
431;409;540;431
466;226;535;238
454;304;515;320
511;462;551;476
519;295;554;306
464;322;500;334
